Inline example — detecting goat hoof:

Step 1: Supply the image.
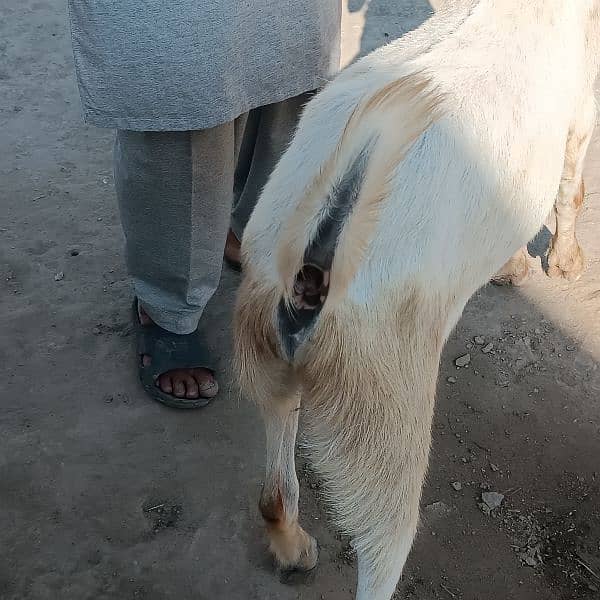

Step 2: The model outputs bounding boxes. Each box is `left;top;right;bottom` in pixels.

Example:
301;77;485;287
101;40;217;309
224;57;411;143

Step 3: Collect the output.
547;240;584;281
301;535;319;571
491;271;529;286
269;525;319;573
282;533;318;573
491;255;530;287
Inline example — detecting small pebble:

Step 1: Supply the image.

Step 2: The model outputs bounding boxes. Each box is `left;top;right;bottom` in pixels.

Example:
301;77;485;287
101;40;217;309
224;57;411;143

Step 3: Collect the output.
481;491;504;510
474;336;485;345
496;372;510;387
447;376;457;384
422;501;452;520
455;353;471;368
482;343;494;353
54;271;64;281
566;345;576;352
451;481;462;491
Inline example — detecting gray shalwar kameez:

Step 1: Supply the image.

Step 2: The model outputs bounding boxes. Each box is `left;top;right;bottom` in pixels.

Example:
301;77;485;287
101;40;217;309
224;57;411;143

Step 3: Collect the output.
68;1;341;333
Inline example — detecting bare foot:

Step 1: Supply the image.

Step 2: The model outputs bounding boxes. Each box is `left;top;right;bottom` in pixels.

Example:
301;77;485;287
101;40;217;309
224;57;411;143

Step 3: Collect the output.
138;304;218;400
224;229;241;269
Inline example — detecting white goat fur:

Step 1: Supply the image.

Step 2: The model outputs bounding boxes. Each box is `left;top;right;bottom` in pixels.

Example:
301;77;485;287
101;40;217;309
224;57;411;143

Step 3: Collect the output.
234;2;600;599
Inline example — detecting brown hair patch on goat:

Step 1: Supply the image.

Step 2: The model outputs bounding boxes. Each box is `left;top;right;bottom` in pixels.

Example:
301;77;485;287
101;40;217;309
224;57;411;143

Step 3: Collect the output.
233;275;281;396
259;485;284;524
574;179;585;210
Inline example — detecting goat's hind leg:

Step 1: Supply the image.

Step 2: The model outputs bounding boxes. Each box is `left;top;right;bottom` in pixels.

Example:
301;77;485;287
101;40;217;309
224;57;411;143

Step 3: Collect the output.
548;96;596;281
258;372;318;572
308;390;431;600
303;338;438;599
234;284;317;572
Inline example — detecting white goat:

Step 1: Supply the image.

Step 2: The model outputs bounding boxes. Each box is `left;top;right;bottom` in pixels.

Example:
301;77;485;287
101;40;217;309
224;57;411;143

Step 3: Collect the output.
234;2;600;598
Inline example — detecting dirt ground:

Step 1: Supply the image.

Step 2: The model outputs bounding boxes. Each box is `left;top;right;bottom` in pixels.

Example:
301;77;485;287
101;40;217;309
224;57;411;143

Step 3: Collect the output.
2;2;599;599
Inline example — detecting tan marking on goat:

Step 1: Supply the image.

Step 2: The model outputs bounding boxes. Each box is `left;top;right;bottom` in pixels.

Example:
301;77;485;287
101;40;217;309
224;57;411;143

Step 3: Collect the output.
574;179;585;210
301;288;444;403
233;276;281;399
361;73;431;114
259;485;284;524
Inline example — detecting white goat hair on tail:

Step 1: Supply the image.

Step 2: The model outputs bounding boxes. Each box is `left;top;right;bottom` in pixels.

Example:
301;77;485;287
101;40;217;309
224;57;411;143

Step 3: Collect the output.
234;2;600;599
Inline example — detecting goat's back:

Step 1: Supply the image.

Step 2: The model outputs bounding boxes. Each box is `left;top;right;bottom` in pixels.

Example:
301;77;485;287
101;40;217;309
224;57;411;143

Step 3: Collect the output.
241;0;600;354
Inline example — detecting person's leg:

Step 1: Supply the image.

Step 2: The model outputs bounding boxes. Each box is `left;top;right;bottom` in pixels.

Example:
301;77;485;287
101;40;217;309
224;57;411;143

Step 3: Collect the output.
225;92;313;264
114;125;235;400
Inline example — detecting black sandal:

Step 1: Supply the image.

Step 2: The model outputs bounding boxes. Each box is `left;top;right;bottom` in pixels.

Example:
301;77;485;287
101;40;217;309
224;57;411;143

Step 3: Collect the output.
133;298;217;409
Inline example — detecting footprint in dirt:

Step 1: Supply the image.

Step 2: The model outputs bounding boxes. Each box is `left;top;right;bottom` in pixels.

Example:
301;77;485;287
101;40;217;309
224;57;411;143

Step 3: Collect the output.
142;501;183;534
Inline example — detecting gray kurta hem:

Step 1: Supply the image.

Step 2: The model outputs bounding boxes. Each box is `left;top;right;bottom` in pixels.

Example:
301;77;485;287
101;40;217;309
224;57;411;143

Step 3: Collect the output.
78;78;328;132
68;1;341;131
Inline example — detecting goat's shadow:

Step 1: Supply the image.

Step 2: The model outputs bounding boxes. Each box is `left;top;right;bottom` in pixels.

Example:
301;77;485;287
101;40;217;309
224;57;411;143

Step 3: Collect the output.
528;225;553;272
346;0;434;61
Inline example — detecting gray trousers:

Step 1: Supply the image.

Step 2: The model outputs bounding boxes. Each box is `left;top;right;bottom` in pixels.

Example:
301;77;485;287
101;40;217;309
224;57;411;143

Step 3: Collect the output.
114;93;309;334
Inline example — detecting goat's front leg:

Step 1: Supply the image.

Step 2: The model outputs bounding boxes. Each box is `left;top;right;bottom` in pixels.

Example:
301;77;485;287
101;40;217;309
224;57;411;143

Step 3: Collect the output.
548;97;596;281
548;179;586;281
259;387;318;572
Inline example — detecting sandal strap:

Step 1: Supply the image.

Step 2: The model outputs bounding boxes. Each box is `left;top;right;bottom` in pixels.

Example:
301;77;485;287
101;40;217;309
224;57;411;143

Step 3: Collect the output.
133;299;214;382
